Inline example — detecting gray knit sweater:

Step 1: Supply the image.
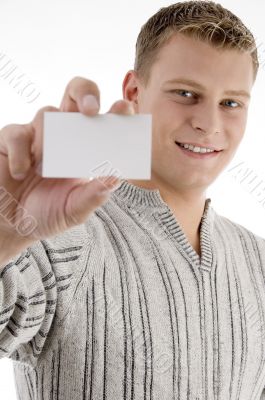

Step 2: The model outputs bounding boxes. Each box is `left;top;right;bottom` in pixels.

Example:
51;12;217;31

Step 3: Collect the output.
1;180;265;400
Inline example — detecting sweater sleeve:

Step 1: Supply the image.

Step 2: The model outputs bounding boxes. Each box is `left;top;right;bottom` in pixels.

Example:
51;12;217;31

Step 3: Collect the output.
0;224;90;368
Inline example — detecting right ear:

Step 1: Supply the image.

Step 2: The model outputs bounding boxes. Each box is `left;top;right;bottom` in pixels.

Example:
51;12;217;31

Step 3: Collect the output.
122;70;140;113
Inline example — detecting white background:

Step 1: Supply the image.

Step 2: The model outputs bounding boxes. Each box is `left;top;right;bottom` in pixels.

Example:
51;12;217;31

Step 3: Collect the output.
0;0;264;398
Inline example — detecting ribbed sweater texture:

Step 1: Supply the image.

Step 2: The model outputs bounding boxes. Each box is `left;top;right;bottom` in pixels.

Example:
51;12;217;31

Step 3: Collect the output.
1;180;265;400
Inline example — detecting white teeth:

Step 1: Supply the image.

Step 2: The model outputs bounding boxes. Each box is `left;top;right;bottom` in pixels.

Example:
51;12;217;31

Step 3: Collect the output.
179;143;215;153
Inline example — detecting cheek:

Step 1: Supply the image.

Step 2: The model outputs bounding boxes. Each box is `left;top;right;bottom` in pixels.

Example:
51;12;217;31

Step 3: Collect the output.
227;118;247;147
152;101;186;130
225;113;247;137
151;103;192;150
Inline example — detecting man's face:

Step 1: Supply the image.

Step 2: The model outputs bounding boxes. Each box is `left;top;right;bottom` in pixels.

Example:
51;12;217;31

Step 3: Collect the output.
123;33;254;193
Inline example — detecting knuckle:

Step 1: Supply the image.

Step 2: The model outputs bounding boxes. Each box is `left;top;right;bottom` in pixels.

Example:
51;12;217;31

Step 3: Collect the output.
35;105;58;118
115;99;126;106
111;99;134;113
67;76;84;86
7;125;30;143
41;105;59;112
111;100;126;110
0;123;22;137
69;76;100;97
31;105;59;128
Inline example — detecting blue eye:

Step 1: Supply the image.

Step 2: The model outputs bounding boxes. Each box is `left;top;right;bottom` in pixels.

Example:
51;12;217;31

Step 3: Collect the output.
169;90;242;108
223;100;240;108
176;90;194;98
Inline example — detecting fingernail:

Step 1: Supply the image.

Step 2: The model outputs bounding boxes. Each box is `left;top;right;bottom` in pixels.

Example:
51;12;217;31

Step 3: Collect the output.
82;95;99;111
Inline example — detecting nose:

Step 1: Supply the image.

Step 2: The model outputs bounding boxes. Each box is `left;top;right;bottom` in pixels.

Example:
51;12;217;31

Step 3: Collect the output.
190;100;222;136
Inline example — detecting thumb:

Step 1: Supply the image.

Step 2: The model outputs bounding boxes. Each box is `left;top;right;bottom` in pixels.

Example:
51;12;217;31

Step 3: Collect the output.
64;176;121;226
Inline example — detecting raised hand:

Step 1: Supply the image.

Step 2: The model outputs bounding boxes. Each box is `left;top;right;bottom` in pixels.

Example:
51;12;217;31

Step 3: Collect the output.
0;76;135;254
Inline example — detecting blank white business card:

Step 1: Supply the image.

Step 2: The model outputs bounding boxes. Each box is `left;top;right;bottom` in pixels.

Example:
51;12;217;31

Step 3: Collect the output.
42;112;152;179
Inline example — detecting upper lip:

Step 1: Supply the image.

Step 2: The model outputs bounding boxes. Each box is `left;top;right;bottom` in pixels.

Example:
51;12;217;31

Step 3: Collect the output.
175;141;223;151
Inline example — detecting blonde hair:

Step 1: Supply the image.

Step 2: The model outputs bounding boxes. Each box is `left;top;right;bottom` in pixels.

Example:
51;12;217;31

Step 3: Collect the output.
134;0;259;85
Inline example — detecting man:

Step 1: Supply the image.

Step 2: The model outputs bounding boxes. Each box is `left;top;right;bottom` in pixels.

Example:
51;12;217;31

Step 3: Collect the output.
0;1;264;399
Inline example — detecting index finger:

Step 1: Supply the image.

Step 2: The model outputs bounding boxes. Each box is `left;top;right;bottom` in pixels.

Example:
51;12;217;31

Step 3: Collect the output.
59;76;100;115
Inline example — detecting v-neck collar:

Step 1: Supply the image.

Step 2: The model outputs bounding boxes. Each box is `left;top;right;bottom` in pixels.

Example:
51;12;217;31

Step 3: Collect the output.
113;179;215;269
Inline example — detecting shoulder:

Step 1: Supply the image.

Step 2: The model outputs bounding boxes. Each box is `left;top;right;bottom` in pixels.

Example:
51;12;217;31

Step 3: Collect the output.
214;212;265;252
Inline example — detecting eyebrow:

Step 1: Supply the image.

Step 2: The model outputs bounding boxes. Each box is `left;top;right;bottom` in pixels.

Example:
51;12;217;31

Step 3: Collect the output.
164;78;251;99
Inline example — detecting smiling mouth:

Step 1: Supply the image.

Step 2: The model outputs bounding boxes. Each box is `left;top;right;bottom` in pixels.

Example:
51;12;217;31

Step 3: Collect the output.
175;141;222;153
174;141;223;159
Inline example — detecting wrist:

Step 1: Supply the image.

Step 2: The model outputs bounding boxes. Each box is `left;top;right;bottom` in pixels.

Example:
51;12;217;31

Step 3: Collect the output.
0;233;35;269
